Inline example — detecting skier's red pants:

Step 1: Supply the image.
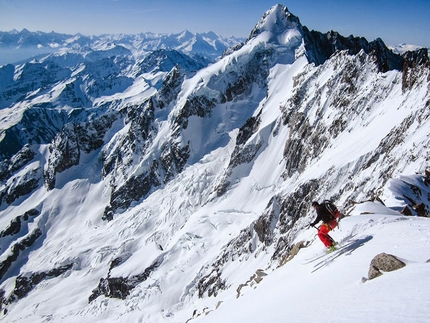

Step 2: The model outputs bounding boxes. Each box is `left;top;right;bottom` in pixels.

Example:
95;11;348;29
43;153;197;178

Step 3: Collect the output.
318;220;337;247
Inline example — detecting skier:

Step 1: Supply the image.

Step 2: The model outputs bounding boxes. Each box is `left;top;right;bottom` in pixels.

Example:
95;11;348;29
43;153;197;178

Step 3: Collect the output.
310;201;339;251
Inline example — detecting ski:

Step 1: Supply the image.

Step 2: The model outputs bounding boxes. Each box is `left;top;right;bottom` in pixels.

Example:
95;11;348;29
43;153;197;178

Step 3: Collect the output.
302;240;338;264
310;240;356;272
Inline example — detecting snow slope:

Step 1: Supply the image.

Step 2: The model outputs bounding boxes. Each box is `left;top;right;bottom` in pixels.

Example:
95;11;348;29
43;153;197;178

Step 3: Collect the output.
194;206;430;323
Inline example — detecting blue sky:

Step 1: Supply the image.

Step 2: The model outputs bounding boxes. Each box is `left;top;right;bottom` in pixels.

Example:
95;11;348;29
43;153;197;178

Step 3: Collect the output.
1;0;429;47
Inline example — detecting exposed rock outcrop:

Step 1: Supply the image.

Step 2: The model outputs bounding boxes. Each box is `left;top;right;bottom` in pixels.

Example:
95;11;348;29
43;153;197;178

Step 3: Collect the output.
0;145;36;182
236;269;267;298
367;253;406;280
44;113;119;190
0;228;43;281
0;264;73;312
0;209;40;238
216;113;262;196
89;254;163;302
303;29;404;72
413;203;429;217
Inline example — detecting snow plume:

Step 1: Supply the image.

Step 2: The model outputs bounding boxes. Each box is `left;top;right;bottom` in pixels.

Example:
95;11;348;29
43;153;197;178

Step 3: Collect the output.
0;4;430;323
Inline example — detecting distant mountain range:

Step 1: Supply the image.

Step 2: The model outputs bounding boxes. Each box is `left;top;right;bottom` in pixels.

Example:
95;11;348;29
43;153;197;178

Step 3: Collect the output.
0;29;245;65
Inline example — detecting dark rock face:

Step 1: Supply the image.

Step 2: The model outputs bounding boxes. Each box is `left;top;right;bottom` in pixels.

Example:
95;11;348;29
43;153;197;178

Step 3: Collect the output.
236;114;261;147
102;100;155;178
215;114;262;196
0;228;42;281
174;95;217;133
402;48;429;68
230;114;263;169
160;142;191;183
13;264;73;300
254;196;281;246
77;113;119;154
44;113;119;190
44;124;80;189
0;145;36;181
413;203;428;217
402;48;430;91
400;206;413;216
0;209;39;238
0;108;70;160
103;160;161;221
197;269;226;298
1;173;40;205
303;29;404;72
221;48;271;103
89;255;163;302
368;253;406;280
0;264;72;312
156;66;184;109
0;145;40;206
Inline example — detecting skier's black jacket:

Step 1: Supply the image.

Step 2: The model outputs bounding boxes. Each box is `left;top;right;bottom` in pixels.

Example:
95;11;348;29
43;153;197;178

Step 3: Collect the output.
311;204;334;226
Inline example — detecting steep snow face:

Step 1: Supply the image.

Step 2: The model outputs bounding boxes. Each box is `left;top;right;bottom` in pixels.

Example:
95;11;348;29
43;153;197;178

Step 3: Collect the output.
0;5;430;323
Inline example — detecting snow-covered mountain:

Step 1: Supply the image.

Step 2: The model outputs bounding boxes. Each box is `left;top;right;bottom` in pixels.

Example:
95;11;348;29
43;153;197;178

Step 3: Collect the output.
0;29;243;66
0;4;429;323
390;42;430;56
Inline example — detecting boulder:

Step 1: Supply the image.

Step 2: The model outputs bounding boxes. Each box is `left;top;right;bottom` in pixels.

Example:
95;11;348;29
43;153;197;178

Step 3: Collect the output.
368;253;406;280
413;203;428;217
400;205;413;216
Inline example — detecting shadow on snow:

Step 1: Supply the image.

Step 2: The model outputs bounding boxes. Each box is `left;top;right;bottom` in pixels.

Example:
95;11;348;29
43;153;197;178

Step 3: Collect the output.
310;235;373;273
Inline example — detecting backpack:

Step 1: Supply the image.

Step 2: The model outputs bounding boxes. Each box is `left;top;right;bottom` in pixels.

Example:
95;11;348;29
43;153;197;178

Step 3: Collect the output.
322;200;340;220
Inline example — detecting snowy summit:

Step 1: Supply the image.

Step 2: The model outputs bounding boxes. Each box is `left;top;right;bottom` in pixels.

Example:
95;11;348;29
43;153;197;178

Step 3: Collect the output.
0;4;429;323
247;4;303;46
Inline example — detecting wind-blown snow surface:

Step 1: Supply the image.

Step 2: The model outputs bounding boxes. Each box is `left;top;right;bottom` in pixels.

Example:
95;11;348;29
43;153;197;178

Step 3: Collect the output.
0;4;430;323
